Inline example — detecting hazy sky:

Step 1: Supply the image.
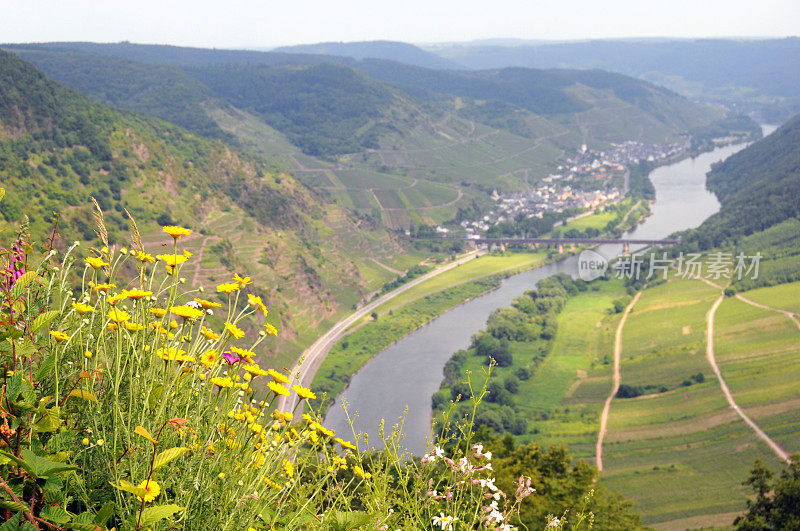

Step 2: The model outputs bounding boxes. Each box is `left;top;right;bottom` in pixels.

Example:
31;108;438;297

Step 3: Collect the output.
4;0;799;48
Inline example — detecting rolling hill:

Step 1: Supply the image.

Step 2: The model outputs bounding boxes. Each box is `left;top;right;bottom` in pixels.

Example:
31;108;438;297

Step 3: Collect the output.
3;42;741;230
272;40;462;70
0;48;418;366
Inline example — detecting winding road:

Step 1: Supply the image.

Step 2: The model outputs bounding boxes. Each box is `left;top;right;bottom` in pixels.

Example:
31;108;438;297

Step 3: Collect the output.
276;250;485;413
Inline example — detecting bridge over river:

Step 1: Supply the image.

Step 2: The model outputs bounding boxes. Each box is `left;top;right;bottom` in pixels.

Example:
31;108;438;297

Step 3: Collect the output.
415;236;680;253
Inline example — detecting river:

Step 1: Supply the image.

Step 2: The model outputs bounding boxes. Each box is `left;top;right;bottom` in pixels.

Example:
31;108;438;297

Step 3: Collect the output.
325;129;775;455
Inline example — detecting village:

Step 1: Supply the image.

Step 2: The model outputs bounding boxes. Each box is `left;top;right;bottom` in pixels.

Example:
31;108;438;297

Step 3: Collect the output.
453;140;685;236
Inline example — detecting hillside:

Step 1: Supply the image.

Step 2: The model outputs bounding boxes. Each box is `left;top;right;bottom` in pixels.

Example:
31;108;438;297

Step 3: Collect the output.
3;42;740;231
0;49;414;365
427;38;800;121
272;40;462;70
686;116;800;247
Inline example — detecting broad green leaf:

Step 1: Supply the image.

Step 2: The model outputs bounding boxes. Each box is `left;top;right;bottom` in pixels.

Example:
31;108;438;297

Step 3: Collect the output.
10;271;37;299
153;447;187;470
0;449;37;478
138;504;182;527
32;311;60;333
35;352;56;381
40;504;72;524
20;448;77;477
6;372;22;401
134;425;156;444
33;407;61;433
67;389;98;403
110;479;148;498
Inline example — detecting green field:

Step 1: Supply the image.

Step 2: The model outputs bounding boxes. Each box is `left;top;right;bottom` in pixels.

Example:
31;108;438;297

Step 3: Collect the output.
519;275;800;527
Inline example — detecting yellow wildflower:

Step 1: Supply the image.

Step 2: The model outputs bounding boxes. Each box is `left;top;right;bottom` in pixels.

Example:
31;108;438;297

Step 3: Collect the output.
199;349;218;369
170;320;179;329
263;478;283;490
85;256;108;270
156;254;188;268
194;298;221;309
107;292;128;305
250;423;263;435
162;225;191;240
156;348;195;363
92;283;116;293
125;322;145;332
224;322;245;339
247;294;269;318
292;385;316;400
216;282;240;295
335;438;357;451
135;479;161;503
183;249;193;258
170;305;204;321
107;308;130;323
267;381;290;397
211;376;234;389
282;459;294;478
264;323;278;336
267;369;290;384
274;410;293;423
124;289;152;299
230;346;255;363
243;364;269;377
49;331;70;341
150;308;168;318
137;251;155;263
201;326;220;341
71;302;95;314
234;273;253;287
353;466;371;479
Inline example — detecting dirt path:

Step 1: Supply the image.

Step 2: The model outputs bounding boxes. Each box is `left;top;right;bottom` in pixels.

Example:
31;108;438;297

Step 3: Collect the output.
596;290;642;472
735;293;800;331
705;291;791;463
369;258;403;276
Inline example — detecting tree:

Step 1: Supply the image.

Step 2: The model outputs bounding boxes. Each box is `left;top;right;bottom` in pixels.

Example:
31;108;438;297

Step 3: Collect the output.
735;455;800;530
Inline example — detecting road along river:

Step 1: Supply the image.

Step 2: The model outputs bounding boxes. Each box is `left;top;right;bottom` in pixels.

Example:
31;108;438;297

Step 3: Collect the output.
325;133;772;455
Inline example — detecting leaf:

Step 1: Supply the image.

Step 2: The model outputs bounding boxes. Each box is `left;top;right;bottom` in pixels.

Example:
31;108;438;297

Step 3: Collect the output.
66;389;98;403
20;448;77;477
153;447;187;470
40;504;72;524
35;352;56;382
6;371;22;401
0;449;37;478
93;501;115;526
10;271;37;299
0;187;5;203
134;425;156;444
147;384;164;411
137;504;182;527
33;407;61;433
110;479;147;498
32;311;60;333
0;499;30;513
65;524;102;531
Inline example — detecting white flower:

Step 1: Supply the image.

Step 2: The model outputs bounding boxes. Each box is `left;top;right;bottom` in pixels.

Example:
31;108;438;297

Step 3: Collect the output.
546;515;562;529
432;513;458;530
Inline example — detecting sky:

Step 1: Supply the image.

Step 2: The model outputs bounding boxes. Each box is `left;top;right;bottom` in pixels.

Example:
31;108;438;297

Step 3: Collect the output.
3;0;799;48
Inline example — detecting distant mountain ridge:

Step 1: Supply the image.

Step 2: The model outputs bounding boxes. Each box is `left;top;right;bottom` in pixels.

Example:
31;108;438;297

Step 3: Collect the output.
273;40;462;70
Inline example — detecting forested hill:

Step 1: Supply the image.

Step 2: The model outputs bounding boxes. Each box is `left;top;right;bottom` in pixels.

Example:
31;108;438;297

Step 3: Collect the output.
5;42;727;160
273;40;461;70
0;49;402;361
686;115;800;248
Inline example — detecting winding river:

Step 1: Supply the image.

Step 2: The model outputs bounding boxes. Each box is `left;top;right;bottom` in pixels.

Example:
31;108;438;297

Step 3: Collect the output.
326;128;775;455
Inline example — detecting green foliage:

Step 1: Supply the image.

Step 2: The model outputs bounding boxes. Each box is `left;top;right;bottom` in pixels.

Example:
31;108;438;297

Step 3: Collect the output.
687;115;800;249
735;456;800;529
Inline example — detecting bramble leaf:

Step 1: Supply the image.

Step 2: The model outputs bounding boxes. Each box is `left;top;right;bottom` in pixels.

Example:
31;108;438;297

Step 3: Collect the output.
153;447;187;470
